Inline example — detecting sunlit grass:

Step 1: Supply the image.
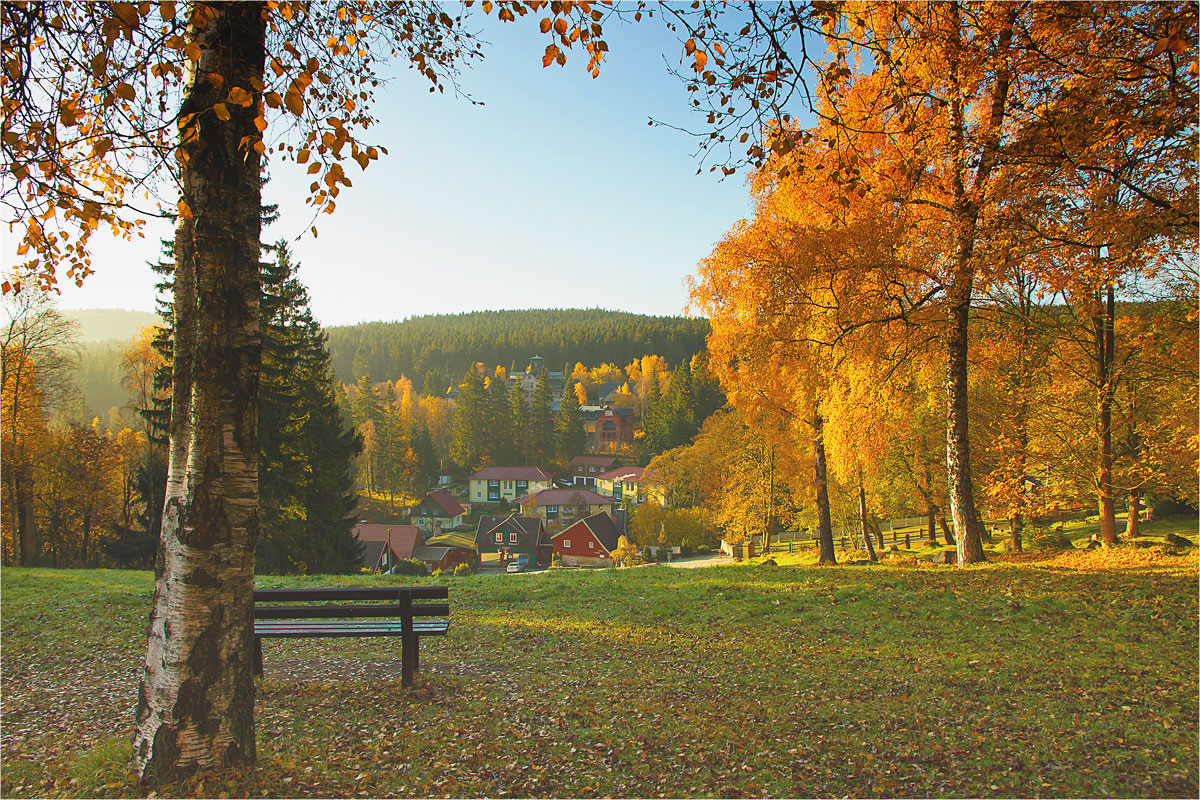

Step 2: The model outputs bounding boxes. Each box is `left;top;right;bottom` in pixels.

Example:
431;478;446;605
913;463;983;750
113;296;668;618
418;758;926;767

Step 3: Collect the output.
2;545;1196;798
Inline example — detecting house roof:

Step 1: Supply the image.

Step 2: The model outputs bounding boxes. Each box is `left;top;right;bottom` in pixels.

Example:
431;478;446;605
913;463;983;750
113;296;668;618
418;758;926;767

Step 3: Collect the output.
569;455;618;469
554;512;623;553
475;514;547;547
595;381;623;399
597;466;645;482
518;488;614;507
411;545;465;563
469;466;553;481
426;488;466;517
352;524;422;558
360;540;400;570
426;531;478;551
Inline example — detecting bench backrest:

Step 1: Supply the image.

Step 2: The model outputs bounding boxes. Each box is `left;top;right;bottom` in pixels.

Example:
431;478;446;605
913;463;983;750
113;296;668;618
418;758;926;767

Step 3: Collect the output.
253;586;449;621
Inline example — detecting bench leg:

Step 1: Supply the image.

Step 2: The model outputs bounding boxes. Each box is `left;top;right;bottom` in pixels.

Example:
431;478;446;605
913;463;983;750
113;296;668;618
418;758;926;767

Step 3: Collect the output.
401;635;415;687
253;635;263;678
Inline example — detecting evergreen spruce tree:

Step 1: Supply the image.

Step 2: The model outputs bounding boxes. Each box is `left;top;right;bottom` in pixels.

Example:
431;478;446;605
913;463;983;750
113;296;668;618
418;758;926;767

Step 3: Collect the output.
352;373;384;494
556;378;586;462
487;371;516;465
449;365;487;469
136;231;362;574
508;383;530;466
530;369;554;467
256;241;362;574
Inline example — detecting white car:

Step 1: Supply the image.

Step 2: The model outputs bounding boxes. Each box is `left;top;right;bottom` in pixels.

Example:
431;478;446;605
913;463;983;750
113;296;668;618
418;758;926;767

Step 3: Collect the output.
506;561;524;573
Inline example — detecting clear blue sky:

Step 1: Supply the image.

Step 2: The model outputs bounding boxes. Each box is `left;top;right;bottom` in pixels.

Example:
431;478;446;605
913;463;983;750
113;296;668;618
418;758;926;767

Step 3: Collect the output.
44;13;784;328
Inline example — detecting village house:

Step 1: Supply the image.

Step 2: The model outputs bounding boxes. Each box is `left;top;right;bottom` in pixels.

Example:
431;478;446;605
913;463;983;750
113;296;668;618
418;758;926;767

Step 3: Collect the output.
352;523;424;572
475;514;552;569
508;355;566;404
409;488;468;532
568;454;619;487
595;466;667;507
468;466;554;504
582;405;635;452
551;512;623;567
517;487;616;527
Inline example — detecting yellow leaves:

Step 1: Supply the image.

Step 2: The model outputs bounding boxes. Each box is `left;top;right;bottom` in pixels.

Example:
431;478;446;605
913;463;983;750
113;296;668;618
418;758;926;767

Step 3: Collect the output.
212;103;230;121
176;199;193;219
183;41;202;63
693;50;708;72
253;114;268;133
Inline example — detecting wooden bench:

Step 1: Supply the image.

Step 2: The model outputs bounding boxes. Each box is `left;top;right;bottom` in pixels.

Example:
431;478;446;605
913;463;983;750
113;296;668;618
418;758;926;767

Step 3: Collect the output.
252;586;449;687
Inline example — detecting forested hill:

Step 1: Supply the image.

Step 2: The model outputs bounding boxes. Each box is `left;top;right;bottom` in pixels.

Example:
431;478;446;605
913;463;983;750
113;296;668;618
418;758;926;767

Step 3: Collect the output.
326;309;710;392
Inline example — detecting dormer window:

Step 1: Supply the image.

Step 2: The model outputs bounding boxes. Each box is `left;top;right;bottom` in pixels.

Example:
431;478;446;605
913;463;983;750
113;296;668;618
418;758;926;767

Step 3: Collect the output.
494;532;503;544
509;532;518;544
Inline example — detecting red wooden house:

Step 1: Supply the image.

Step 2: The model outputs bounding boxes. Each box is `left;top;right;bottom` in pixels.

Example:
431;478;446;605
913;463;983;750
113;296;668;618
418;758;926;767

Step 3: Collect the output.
551;512;623;567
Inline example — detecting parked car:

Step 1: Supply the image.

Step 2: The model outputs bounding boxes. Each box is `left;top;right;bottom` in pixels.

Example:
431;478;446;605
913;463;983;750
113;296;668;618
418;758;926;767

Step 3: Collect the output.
506;561;524;573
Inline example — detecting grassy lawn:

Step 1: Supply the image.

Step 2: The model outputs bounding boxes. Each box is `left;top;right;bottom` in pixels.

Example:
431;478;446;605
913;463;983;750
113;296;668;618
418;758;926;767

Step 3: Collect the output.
2;532;1196;798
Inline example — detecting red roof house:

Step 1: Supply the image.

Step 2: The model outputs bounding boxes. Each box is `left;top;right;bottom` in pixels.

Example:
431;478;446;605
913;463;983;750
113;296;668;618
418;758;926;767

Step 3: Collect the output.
552;512;623;567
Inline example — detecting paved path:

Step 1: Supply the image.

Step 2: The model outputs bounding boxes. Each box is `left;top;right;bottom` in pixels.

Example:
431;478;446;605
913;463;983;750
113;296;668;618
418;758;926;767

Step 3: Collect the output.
659;554;736;569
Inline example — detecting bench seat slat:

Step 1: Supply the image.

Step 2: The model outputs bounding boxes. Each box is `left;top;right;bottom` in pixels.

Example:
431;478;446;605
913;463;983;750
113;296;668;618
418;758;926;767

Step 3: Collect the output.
254;587;447;603
255;602;450;620
255;619;449;638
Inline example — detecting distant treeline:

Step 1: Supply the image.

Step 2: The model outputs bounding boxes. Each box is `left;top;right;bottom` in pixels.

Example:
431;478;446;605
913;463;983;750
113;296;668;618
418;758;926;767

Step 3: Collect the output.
326;309;711;393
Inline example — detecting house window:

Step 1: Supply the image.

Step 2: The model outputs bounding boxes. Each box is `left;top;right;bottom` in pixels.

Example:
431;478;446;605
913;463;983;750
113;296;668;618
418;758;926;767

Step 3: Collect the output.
589;466;597;473
516;480;528;494
563;539;571;548
588;541;594;549
613;482;623;500
509;532;518;544
495;532;503;544
488;480;500;501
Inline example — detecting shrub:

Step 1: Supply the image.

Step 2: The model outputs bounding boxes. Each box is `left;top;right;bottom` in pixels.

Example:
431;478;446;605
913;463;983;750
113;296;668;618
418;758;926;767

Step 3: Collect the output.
696;544;712;555
392;558;428;577
431;568;445;577
1030;528;1074;551
452;562;473;577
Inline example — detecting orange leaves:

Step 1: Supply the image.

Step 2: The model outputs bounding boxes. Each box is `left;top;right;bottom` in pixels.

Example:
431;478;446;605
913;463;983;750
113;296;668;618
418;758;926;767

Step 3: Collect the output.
284;87;305;116
226;86;254;107
176;199;193;220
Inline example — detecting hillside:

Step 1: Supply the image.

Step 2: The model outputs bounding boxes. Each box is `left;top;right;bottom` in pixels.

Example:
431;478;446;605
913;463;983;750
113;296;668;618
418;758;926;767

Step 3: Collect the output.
325;308;710;392
61;309;160;343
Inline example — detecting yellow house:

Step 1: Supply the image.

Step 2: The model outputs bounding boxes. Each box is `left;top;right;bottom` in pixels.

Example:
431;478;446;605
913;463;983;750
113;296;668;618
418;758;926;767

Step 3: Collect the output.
469;467;553;504
595;466;666;508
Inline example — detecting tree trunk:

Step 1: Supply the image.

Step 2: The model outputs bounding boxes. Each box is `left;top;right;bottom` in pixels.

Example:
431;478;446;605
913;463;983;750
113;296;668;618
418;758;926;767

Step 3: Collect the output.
813;412;836;565
857;474;877;562
134;2;266;786
10;462;40;565
926;509;937;545
945;292;986;564
939;514;956;546
1095;282;1118;546
1010;512;1023;553
941;3;1013;566
1125;489;1141;539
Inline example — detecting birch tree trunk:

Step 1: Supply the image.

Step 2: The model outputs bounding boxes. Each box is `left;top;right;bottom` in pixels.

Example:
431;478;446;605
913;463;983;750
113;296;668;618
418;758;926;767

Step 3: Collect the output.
134;2;266;786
